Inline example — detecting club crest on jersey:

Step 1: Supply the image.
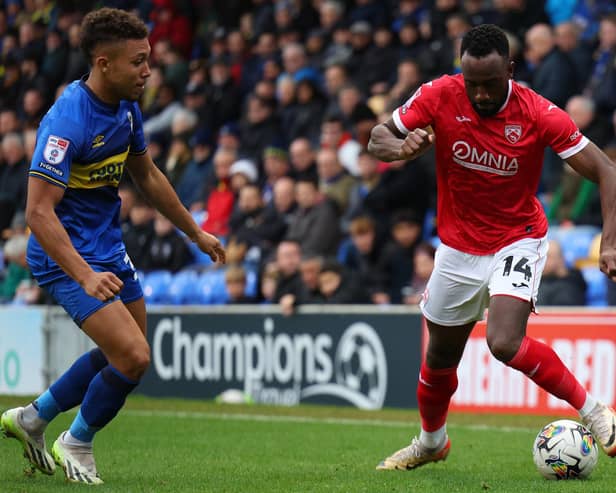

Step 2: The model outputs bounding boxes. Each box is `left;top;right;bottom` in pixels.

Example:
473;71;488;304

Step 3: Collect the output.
504;125;522;144
43;135;69;163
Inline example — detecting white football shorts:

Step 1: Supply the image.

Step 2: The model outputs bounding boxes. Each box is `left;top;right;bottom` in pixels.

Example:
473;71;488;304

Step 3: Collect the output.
420;235;549;326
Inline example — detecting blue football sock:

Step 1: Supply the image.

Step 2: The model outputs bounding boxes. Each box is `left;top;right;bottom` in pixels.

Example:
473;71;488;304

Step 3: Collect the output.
69;365;138;442
36;348;108;422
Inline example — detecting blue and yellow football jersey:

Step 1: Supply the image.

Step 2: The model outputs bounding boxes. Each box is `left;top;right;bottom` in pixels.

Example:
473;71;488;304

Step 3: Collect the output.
27;78;147;285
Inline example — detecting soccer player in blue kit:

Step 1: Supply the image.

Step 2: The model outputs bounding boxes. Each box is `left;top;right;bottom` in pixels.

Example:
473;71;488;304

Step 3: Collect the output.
0;8;225;484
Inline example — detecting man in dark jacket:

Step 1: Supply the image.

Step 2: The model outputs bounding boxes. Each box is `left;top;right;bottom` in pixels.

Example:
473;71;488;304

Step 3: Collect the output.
537;240;587;306
229;183;286;260
525;23;578;109
285;178;341;257
0;133;28;232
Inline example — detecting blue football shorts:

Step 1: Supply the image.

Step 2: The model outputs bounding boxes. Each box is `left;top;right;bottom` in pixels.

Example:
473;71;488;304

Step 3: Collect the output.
44;253;143;326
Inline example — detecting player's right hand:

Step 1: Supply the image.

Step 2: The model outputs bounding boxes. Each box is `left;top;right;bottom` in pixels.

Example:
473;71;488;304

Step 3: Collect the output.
399;127;435;160
599;247;616;281
81;271;124;301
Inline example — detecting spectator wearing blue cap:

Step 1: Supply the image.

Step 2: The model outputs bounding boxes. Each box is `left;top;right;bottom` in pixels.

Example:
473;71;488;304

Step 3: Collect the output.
218;122;242;152
183;80;207;118
175;127;215;209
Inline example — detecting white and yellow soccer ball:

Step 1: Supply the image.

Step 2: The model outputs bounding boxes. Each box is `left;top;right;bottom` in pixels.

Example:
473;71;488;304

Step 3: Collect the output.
533;419;598;480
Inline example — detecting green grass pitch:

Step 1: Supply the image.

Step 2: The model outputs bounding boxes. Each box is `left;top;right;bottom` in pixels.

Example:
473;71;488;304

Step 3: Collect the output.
0;395;613;492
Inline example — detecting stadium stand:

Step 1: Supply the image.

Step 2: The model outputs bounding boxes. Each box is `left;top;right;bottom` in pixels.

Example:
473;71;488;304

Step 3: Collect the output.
1;1;615;306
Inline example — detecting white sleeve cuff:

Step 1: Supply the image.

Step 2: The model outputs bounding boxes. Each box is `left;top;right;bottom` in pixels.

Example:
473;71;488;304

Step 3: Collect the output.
558;136;589;159
392;109;410;135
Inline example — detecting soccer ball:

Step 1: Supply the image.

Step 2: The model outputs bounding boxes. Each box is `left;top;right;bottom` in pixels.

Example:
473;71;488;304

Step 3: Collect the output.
532;419;598;479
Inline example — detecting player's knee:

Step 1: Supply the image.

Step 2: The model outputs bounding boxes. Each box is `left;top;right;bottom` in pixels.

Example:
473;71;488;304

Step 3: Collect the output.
125;343;151;378
487;333;519;363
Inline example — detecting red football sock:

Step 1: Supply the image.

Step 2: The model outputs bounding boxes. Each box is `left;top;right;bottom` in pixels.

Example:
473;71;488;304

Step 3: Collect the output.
506;336;586;410
417;362;458;432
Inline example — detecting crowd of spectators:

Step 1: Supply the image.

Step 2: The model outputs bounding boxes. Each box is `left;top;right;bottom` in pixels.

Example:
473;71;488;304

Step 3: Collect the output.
1;0;616;308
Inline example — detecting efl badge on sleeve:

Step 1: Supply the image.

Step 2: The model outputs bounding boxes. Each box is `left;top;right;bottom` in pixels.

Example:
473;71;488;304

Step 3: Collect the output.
43;135;69;163
504;125;522;144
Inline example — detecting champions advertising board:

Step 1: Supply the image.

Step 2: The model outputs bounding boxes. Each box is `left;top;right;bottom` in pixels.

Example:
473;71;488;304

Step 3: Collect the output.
0;307;45;394
139;309;423;409
430;311;616;415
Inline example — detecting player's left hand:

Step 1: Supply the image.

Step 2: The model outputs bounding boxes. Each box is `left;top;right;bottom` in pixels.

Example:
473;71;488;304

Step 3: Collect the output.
194;231;226;264
599;247;616;281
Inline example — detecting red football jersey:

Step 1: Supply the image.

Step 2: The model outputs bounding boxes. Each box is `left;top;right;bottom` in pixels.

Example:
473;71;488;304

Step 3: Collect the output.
393;74;588;255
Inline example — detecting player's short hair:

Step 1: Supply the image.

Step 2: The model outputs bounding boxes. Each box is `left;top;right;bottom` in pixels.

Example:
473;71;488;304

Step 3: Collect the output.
460;24;509;60
80;7;148;61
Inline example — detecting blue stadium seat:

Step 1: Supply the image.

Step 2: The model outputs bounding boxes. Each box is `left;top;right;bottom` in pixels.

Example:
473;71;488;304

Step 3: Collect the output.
581;266;607;307
195;271;215;304
208;270;229;304
422;208;436;241
336;237;354;264
196;270;228;304
187;241;214;267
191;210;206;225
142;270;173;305
245;268;257;298
167;269;200;304
550;226;601;267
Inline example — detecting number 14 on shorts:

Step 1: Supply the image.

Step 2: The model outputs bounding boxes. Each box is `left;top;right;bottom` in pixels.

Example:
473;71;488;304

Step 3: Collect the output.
502;256;532;285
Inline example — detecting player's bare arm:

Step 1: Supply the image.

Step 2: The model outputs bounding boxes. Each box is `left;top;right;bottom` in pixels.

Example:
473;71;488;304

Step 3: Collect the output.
125;152;226;264
565;142;616;280
368;119;434;162
25;177;124;300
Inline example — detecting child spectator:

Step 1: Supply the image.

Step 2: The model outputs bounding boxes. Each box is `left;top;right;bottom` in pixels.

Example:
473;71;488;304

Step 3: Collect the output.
402;242;436;306
377;209;423;304
224;264;256;304
342;215;387;304
259;261;279;304
315;259;368;304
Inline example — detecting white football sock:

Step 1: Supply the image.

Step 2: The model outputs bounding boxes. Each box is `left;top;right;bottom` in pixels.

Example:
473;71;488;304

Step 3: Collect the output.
420;425;447;449
578;394;598;418
64;430;93;448
21;403;48;434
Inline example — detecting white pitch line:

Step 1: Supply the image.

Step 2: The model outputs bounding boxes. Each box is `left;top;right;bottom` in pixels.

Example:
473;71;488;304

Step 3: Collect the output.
122;409;538;433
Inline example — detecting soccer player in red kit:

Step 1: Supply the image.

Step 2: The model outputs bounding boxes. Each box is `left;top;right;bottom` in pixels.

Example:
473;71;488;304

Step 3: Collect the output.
369;24;616;471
